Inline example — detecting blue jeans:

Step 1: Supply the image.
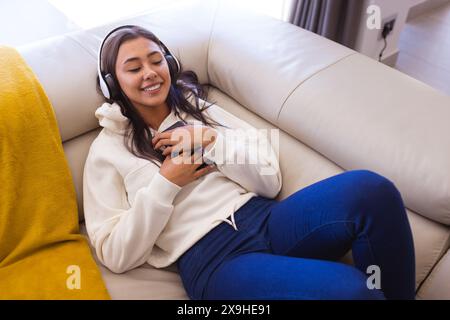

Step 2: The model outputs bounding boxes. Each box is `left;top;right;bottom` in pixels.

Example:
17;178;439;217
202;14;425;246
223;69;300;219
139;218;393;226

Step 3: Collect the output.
177;170;415;300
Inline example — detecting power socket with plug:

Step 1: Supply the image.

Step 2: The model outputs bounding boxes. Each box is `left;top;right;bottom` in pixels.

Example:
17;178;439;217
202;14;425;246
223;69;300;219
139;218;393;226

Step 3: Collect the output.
379;15;397;39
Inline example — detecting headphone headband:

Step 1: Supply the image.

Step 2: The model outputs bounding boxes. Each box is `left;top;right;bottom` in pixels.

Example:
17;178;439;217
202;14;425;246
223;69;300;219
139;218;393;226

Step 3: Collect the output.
97;25;180;99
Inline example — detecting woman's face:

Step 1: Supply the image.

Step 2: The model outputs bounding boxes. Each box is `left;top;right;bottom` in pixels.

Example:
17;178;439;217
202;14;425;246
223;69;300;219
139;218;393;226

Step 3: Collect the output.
115;36;171;110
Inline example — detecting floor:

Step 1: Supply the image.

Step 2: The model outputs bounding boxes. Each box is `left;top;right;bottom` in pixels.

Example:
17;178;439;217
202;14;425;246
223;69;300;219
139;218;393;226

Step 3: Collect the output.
395;1;450;96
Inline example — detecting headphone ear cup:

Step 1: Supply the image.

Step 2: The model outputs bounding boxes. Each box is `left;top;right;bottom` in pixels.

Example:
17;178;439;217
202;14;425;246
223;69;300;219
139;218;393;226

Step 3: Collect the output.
105;73;119;100
165;54;179;83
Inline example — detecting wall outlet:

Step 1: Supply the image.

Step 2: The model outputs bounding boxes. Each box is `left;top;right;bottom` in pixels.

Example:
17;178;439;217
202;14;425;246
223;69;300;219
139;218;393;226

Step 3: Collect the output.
379;15;397;39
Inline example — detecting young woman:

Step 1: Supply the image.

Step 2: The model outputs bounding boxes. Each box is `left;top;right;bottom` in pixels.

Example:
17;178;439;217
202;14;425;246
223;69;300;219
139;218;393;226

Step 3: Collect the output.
83;25;416;300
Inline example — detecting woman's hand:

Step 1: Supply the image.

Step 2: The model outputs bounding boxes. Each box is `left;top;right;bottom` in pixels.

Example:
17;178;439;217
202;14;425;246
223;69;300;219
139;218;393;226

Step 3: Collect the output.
159;150;217;187
152;124;217;157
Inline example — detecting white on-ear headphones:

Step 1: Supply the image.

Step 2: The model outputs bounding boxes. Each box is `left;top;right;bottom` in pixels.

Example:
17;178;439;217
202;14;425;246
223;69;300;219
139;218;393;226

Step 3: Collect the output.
97;25;181;100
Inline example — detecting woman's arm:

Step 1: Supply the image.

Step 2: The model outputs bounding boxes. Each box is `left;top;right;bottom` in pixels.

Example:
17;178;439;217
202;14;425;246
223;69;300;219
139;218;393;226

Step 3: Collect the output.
202;103;282;199
83;149;181;274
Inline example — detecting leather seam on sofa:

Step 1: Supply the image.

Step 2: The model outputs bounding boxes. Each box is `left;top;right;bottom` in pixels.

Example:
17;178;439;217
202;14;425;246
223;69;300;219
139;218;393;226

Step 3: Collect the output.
275;52;357;122
416;247;450;298
206;0;220;84
419;233;450;282
64;126;101;145
67;34;98;62
416;229;450;289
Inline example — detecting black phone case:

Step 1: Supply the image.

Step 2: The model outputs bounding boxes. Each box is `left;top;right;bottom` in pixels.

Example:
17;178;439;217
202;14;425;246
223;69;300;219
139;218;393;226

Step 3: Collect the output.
159;120;209;170
162;120;187;132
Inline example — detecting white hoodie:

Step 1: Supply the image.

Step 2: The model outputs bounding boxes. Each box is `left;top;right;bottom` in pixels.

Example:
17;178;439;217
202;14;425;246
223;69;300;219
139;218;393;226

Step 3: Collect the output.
83;96;282;273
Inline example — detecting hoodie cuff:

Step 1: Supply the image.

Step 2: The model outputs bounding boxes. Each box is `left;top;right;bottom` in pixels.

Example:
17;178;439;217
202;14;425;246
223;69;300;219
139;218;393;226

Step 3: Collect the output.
149;172;182;204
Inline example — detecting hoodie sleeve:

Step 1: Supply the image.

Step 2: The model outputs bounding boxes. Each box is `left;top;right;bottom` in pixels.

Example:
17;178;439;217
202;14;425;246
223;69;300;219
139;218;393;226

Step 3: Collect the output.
83;143;181;274
201;103;282;199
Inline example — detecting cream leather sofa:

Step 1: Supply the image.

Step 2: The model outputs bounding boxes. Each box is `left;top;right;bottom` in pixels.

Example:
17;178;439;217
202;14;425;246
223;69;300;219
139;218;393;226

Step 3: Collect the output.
17;0;450;299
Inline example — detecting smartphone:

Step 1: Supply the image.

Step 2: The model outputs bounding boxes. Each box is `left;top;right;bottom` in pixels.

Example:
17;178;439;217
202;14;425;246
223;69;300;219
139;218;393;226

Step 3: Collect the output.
158;120;210;170
162;120;187;132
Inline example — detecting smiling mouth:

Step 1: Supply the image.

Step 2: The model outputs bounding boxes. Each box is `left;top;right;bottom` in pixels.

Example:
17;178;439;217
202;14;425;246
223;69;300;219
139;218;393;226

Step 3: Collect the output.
142;83;162;93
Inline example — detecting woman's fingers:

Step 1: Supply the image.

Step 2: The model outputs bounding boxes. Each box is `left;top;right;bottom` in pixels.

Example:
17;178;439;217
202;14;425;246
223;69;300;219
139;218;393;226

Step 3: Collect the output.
152;131;171;145
153;130;193;150
162;146;173;157
162;144;185;157
167;146;208;172
154;138;177;150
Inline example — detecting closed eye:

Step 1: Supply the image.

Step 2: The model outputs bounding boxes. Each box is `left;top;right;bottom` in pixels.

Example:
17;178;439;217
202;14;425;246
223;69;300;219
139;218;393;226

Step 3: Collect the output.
128;61;163;72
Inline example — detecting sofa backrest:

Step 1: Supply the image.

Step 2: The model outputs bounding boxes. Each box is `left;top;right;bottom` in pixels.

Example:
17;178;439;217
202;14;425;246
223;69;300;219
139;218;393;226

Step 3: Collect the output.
17;0;450;225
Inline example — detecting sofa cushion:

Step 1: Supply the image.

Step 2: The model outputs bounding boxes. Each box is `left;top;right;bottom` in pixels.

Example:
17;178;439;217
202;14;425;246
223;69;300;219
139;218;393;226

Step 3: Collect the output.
417;248;450;299
18;36;103;142
207;0;353;125
63;129;101;222
79;223;188;300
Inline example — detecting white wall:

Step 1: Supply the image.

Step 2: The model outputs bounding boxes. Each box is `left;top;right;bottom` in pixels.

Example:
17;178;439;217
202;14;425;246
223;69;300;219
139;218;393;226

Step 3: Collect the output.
354;0;450;64
354;0;413;64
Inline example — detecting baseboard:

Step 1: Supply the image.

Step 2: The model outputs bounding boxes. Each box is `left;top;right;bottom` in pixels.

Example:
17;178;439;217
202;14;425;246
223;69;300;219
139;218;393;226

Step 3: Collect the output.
381;49;400;67
408;0;450;21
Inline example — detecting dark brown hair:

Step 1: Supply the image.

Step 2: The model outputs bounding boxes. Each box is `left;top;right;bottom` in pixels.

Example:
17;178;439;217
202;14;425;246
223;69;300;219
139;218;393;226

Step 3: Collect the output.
96;26;224;166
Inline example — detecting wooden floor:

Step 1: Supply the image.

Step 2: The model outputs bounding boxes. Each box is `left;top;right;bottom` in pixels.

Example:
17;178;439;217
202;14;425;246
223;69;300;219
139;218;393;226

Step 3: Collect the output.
396;2;450;96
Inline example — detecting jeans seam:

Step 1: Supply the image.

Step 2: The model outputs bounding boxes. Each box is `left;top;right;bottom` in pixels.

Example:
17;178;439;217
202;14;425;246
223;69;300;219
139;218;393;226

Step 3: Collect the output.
280;220;357;256
340;219;377;267
360;233;377;268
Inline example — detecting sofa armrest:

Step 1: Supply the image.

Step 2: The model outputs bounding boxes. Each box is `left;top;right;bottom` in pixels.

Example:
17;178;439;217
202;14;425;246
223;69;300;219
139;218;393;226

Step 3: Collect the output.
278;53;450;225
207;0;354;125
